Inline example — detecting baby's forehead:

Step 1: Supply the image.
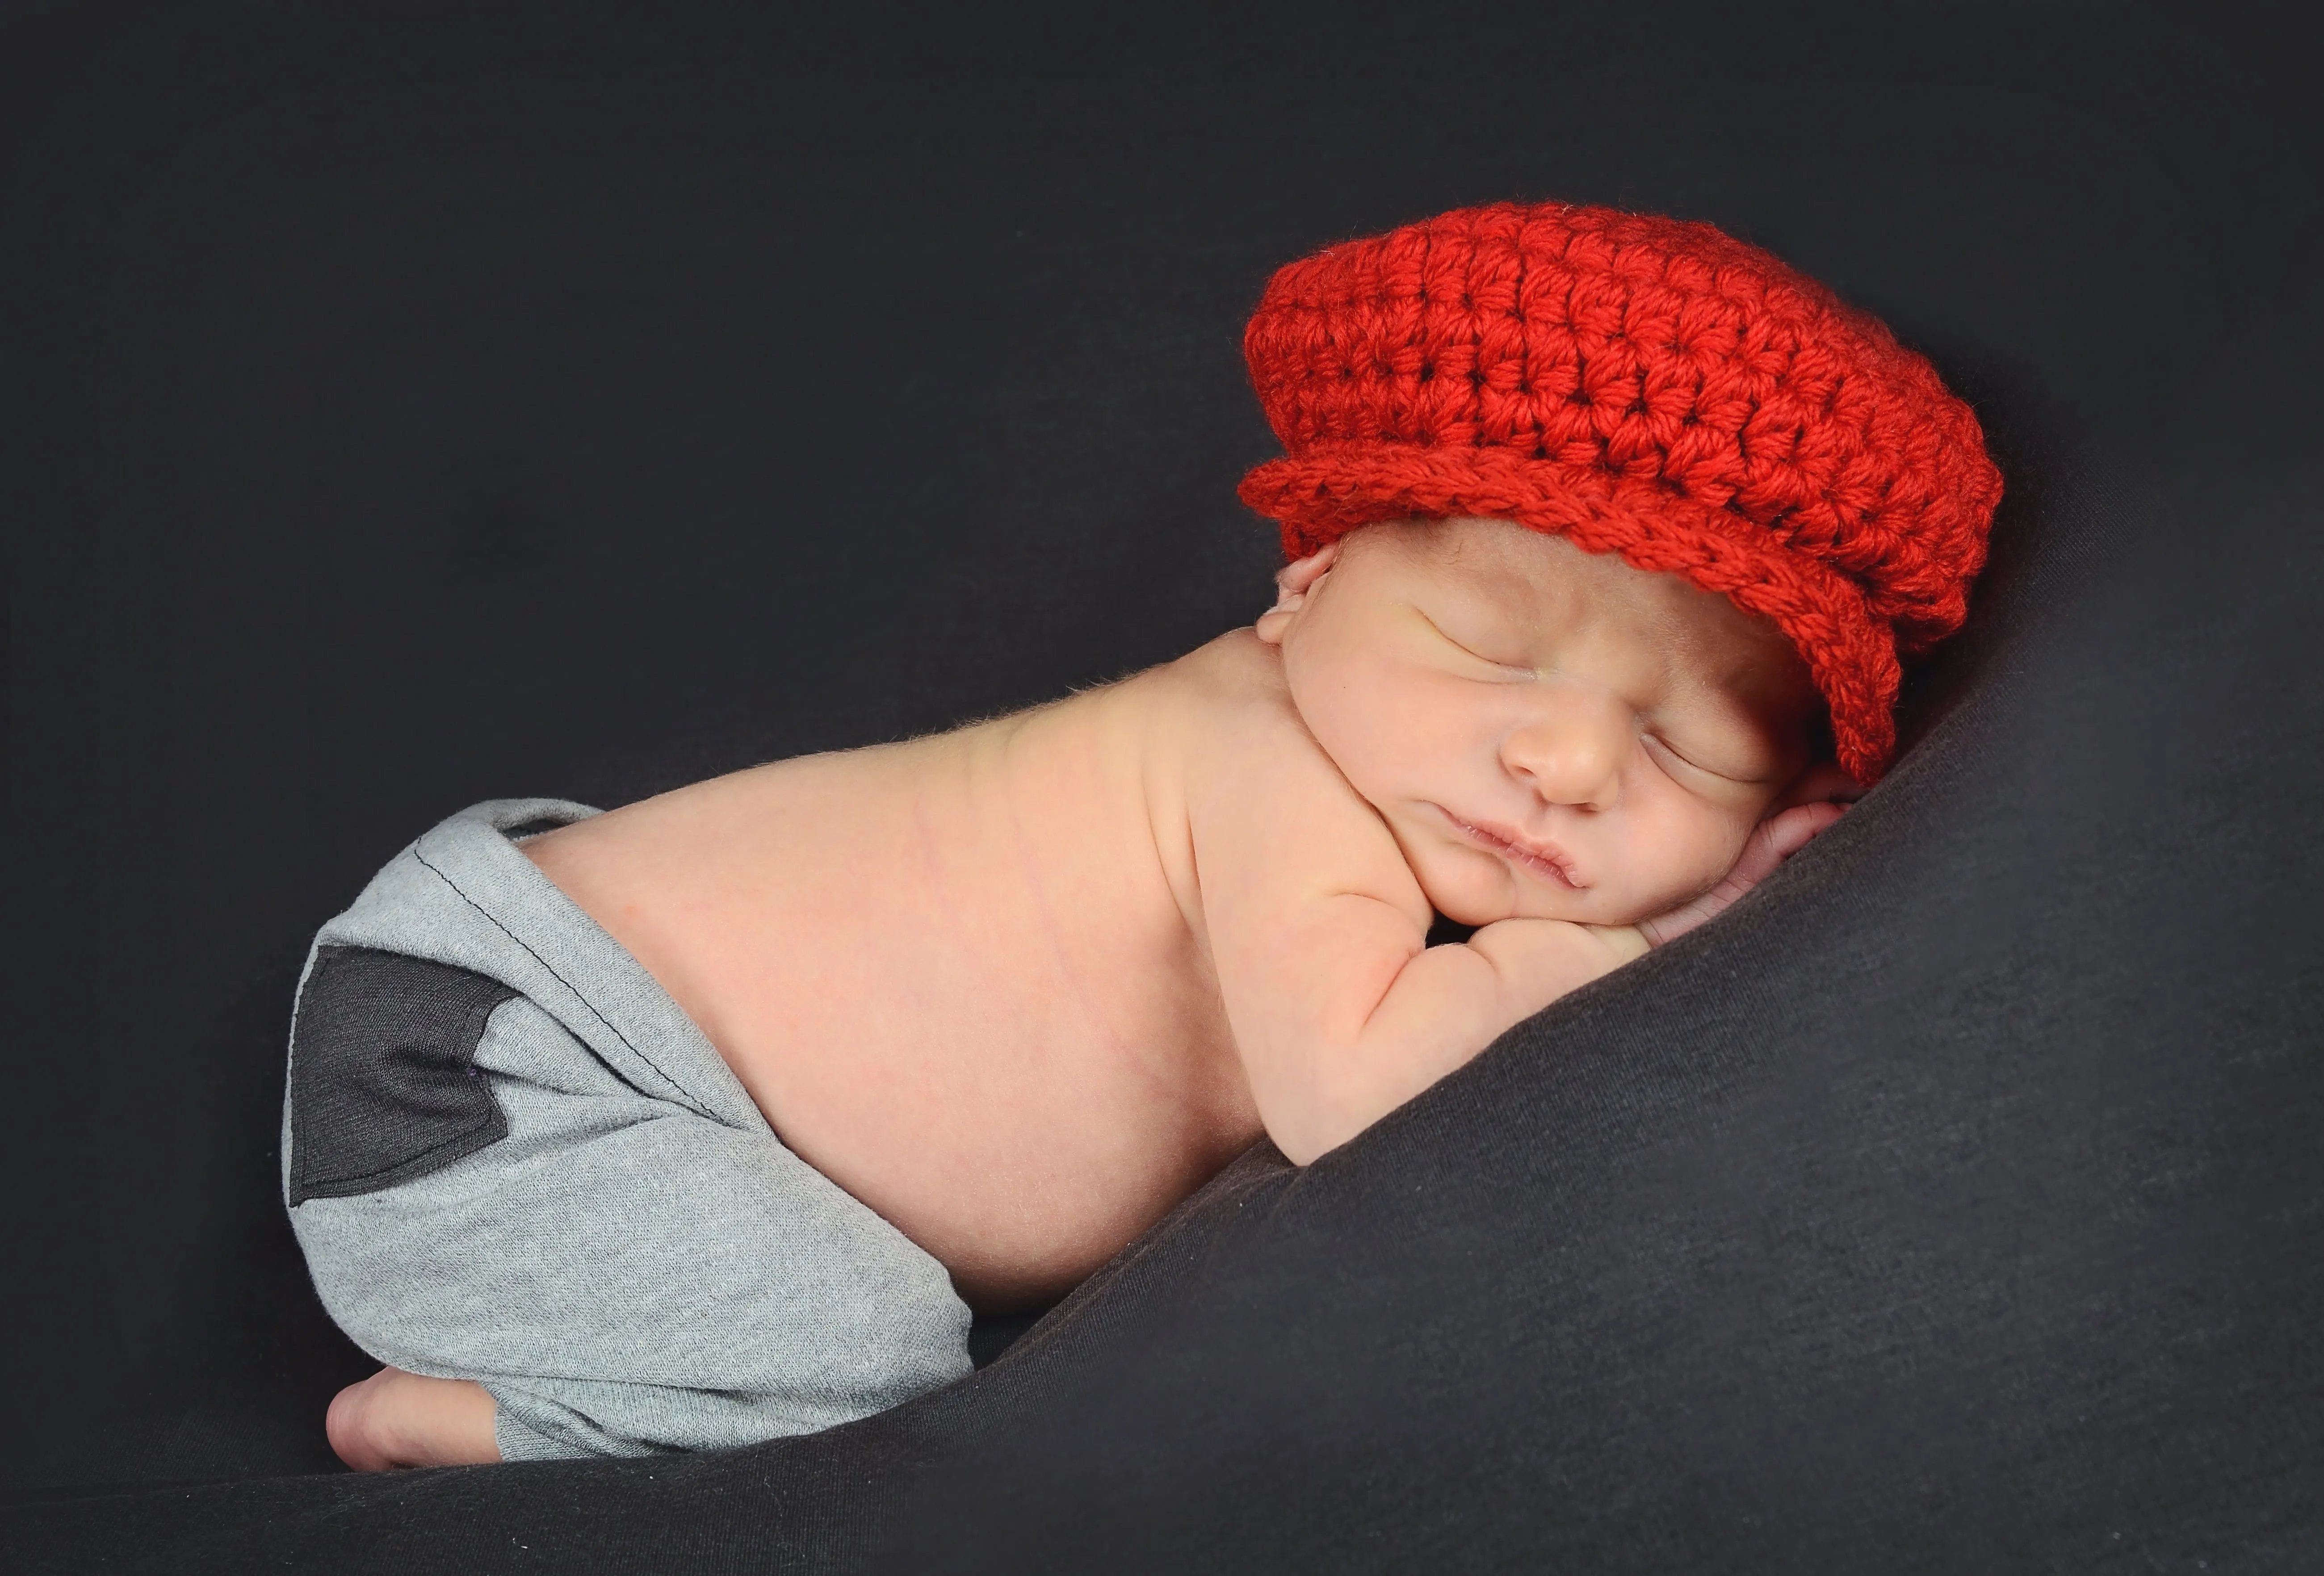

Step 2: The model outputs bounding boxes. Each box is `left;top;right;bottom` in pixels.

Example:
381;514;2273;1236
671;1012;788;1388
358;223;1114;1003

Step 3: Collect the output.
1368;518;1707;621
1359;517;1808;692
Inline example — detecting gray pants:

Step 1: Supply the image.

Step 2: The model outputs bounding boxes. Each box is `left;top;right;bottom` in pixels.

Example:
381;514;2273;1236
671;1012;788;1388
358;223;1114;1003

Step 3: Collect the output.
282;799;972;1461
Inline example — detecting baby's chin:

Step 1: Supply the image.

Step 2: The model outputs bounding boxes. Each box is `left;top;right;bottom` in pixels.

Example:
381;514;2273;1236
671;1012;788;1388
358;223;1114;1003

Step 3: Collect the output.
1420;855;1690;931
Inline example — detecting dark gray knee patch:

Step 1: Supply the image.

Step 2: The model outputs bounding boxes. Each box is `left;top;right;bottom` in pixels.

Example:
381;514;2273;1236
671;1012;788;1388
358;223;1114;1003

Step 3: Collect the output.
287;945;517;1204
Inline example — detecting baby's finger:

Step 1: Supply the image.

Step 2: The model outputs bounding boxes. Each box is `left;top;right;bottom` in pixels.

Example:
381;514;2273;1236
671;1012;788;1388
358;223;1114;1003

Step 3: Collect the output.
1718;823;1790;892
1763;800;1848;860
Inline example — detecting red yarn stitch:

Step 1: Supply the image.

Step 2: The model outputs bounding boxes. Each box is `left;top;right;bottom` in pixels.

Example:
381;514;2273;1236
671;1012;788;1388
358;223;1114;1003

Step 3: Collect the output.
1238;201;2003;783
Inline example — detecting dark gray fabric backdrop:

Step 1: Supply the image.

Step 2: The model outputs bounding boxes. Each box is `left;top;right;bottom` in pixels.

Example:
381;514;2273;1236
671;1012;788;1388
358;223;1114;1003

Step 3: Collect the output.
5;2;2320;1569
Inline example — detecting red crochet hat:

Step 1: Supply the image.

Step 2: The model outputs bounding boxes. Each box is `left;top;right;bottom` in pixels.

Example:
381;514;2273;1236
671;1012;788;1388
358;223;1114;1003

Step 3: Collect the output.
1238;201;2002;783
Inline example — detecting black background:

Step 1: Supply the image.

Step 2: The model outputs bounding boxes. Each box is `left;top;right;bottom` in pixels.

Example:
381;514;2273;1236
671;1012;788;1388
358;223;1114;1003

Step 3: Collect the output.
5;1;2322;1567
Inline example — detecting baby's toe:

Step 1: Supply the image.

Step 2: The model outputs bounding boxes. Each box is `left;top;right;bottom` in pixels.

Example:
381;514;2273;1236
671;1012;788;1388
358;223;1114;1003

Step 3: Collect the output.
325;1368;401;1472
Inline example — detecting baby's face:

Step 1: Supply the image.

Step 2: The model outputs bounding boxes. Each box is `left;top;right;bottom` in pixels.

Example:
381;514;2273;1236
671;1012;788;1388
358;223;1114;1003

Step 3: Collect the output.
1255;517;1823;929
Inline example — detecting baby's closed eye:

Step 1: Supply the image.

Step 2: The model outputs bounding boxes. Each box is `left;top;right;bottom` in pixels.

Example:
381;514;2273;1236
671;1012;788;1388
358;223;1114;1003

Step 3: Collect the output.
1413;605;1533;676
1641;723;1786;787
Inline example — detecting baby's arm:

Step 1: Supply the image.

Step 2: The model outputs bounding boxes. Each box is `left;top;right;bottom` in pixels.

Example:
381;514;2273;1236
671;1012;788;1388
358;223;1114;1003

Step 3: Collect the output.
1236;895;1645;1166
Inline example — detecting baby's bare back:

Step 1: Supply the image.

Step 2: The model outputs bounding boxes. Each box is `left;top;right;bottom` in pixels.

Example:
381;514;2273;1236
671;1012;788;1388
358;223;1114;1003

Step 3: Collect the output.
522;653;1264;1311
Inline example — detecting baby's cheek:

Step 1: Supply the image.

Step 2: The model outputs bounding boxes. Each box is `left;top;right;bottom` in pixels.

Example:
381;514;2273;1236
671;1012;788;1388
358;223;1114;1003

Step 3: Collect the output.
1696;815;1760;888
1642;809;1754;910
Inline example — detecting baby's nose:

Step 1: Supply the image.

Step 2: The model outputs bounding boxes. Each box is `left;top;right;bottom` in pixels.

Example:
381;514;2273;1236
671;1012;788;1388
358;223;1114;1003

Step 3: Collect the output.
1500;693;1629;811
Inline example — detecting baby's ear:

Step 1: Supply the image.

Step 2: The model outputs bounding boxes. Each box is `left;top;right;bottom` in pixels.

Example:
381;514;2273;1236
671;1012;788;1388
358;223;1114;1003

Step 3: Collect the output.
1767;760;1865;816
1254;544;1339;645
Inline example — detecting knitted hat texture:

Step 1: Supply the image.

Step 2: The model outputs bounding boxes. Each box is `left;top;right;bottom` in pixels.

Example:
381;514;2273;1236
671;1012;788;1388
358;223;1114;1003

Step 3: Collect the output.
1238;201;2002;783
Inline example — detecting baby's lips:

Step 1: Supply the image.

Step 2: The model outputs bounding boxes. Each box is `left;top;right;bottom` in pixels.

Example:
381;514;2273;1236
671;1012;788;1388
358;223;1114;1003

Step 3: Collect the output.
1450;811;1584;889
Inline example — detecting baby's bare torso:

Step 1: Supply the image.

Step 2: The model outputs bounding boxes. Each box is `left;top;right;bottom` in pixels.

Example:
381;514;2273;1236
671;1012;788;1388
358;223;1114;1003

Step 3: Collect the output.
524;637;1280;1311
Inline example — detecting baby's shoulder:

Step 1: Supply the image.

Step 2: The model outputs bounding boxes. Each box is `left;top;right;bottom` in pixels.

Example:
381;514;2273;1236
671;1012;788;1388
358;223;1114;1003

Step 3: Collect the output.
1161;627;1292;702
1158;632;1407;870
1150;630;1314;763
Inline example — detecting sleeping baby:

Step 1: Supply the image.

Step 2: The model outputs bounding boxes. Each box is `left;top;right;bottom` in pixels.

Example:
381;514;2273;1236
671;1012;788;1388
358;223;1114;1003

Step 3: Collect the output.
288;201;2001;1468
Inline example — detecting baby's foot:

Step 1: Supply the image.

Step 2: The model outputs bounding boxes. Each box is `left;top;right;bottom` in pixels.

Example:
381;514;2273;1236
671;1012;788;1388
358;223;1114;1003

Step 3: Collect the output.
326;1366;502;1470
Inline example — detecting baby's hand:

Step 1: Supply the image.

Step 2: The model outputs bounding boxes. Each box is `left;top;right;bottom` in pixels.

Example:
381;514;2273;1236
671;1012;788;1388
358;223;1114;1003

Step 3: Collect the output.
1637;796;1851;948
